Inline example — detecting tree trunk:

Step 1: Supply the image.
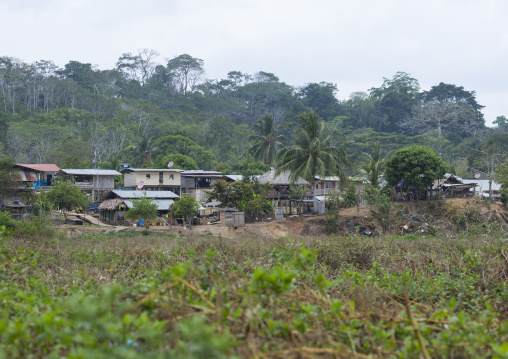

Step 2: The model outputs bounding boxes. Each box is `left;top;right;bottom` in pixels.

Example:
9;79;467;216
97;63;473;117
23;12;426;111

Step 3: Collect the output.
489;178;493;200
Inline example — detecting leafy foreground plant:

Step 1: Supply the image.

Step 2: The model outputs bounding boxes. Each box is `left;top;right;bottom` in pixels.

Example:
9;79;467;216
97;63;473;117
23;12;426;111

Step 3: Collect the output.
0;233;508;358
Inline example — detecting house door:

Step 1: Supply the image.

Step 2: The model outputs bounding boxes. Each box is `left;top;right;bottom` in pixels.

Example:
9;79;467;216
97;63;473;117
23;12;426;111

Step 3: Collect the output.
47;174;53;186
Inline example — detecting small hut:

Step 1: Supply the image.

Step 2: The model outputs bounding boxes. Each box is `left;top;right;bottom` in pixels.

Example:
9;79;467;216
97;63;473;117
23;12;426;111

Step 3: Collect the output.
98;198;127;224
434;174;477;198
258;168;309;201
1;200;26;220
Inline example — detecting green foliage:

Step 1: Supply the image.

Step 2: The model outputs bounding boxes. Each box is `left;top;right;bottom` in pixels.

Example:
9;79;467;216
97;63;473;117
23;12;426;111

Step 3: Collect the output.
277;111;350;211
358;141;384;190
46;181;88;213
231;160;270;178
125;196;157;221
1;231;508;358
249;114;286;166
156;153;198;170
0;212;56;237
155;133;216;170
325;209;340;233
0;155;16;202
343;183;358;208
172;194;199;226
47;140;92;168
369;194;398;234
385;145;447;190
209;179;272;221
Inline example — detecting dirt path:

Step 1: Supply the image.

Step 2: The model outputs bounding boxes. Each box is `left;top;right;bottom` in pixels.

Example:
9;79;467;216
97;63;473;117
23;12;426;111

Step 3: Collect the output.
57;198;508;239
65;213;128;233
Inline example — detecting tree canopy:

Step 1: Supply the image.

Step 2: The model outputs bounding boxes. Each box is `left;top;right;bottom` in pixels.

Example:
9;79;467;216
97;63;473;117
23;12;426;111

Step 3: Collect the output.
0;51;501;181
384;145;447;191
45;181;88;213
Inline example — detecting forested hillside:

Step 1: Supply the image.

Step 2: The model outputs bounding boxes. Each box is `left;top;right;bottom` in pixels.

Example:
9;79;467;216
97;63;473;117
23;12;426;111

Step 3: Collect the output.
1;51;506;175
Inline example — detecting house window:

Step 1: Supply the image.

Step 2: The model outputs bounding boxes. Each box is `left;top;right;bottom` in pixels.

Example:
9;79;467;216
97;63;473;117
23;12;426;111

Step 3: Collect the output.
169;174;174;180
316;184;319;189
159;172;163;184
325;182;332;189
146;174;151;180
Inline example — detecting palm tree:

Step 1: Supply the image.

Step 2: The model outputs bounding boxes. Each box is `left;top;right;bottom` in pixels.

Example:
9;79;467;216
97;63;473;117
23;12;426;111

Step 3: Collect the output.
358;141;384;190
249;114;287;166
276;111;350;212
133;135;157;166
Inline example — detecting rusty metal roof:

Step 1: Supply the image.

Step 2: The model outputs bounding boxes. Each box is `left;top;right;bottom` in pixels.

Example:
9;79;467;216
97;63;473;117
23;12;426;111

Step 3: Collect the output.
16;170;37;182
16;164;60;172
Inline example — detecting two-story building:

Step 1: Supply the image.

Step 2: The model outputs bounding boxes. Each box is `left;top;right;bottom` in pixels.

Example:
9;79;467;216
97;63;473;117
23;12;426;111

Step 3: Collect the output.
120;168;183;195
181;170;226;202
314;176;341;196
15;164;60;190
55;169;121;200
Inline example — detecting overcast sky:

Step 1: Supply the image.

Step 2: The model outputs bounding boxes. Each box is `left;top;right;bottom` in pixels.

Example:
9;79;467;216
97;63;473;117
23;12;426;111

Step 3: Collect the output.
2;0;506;126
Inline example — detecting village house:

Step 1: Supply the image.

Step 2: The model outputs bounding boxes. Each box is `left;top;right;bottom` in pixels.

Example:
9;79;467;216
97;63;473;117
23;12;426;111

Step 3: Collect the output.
55;169;121;200
98;190;179;224
120;168;184;194
181;170;228;202
15;164;60;191
314;176;341;196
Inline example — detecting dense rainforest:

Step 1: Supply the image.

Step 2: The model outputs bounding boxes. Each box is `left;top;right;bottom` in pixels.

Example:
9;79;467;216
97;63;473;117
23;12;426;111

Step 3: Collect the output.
1;50;506;176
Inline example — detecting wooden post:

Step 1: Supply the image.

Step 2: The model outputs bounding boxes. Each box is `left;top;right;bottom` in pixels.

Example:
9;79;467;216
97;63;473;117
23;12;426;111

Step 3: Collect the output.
170;204;173;230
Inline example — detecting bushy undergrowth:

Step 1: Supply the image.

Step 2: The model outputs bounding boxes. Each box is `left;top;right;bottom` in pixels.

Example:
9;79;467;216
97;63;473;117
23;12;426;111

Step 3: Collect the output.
1;229;508;358
0;212;59;238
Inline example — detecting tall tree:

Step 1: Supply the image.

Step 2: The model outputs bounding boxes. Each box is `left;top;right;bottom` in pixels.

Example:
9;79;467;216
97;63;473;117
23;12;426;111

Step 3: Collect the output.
116;49;160;86
248;114;286;166
299;82;342;122
369;72;420;132
493;115;508;132
276;111;350;212
468;133;508;198
166;54;204;94
400;100;481;140
423;82;484;111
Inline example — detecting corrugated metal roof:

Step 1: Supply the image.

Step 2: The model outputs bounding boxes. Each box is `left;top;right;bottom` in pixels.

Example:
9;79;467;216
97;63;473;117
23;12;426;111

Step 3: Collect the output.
121;168;184;173
224;175;244;181
58;169;121;176
462;179;501;192
182;170;222;175
16;164;60;172
16;170;37;182
111;190;179;199
183;174;224;178
123;199;174;211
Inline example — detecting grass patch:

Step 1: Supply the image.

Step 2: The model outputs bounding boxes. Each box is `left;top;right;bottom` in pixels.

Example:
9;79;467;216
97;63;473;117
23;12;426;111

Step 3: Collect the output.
0;229;508;358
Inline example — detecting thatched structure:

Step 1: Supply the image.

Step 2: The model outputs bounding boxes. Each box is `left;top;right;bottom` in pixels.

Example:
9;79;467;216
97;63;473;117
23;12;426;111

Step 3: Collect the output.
258;168;308;186
258;168;309;202
98;198;128;224
99;198;125;211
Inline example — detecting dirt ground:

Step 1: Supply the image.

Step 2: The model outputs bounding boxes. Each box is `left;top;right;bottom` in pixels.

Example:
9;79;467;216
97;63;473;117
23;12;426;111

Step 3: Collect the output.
55;198;508;239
